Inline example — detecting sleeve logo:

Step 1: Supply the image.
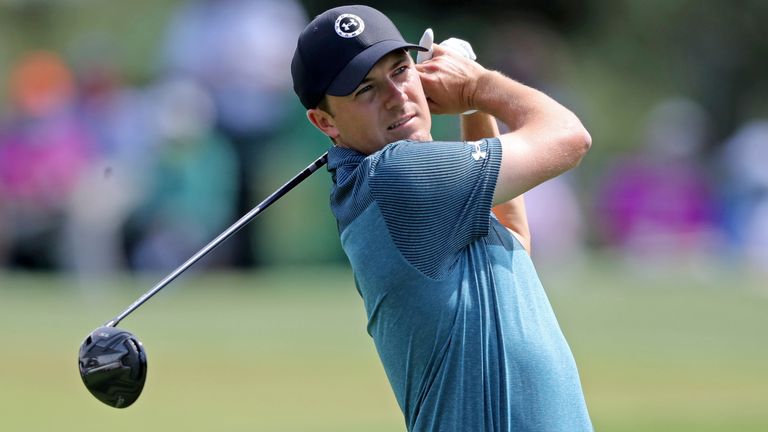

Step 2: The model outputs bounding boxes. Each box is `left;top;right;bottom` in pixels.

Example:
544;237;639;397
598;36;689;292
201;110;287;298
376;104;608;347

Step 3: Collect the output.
468;140;487;160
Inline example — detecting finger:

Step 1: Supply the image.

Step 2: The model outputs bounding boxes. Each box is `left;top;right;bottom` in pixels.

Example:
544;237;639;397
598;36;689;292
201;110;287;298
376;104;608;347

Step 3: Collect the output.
416;28;434;63
419;84;444;113
414;62;438;74
418;28;434;48
416;69;440;92
430;43;451;57
440;38;477;61
425;98;440;113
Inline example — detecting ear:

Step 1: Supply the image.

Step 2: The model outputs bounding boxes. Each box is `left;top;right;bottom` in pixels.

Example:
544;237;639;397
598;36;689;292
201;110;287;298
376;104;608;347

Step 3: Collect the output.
306;108;339;140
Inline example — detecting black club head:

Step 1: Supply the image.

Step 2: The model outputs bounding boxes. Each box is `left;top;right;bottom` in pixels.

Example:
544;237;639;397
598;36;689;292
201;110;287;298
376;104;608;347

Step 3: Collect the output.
78;326;147;408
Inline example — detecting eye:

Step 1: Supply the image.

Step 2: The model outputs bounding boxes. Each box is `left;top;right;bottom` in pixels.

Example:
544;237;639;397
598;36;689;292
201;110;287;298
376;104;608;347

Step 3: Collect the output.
393;65;408;75
355;84;373;97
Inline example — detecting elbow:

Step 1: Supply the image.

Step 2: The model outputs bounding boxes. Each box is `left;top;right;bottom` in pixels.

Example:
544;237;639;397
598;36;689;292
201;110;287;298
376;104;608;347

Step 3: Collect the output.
564;120;591;169
576;125;592;162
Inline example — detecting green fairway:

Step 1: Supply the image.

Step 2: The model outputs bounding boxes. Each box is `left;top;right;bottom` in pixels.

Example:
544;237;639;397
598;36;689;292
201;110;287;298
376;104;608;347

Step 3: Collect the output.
1;260;766;431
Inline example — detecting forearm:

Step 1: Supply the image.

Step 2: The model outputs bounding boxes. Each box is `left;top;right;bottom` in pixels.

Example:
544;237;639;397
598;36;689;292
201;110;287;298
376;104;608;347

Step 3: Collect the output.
460;110;498;141
470;70;584;137
461;112;531;253
417;45;590;206
471;71;591;204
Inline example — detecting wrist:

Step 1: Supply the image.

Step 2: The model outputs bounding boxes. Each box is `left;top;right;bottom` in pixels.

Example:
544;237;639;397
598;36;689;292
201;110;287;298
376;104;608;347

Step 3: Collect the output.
466;69;498;113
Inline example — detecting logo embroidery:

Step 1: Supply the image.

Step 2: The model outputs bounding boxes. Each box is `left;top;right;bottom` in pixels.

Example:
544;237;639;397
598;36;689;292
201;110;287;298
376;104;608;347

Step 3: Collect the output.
335;14;364;38
469;140;487;160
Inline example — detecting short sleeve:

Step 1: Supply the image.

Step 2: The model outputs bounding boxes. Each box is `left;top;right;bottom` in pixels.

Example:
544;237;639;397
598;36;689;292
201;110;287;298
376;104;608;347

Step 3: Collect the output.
368;138;502;278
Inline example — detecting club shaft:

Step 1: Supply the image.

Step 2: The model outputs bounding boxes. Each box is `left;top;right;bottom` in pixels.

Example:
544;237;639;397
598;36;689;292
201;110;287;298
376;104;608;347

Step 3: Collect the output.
105;152;329;328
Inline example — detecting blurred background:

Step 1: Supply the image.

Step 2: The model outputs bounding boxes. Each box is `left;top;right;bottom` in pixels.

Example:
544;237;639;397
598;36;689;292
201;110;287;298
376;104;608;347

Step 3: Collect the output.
0;0;766;431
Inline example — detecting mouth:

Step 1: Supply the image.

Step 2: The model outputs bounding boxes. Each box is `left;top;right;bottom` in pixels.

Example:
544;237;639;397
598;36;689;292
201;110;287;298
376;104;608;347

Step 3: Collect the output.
387;114;415;131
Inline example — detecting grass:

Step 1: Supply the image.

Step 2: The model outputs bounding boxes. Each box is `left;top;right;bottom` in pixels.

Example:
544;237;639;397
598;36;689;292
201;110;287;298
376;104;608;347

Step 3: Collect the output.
0;259;766;431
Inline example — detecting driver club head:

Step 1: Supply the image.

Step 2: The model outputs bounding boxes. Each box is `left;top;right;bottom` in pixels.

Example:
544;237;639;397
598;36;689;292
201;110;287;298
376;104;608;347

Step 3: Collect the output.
78;326;147;408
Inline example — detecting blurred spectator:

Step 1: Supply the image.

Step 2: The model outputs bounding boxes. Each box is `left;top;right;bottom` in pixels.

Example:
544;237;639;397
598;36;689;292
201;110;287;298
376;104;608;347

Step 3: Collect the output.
123;79;238;272
160;0;307;266
71;36;157;171
0;51;93;269
594;97;721;262
719;119;768;269
524;175;587;266
60;40;157;276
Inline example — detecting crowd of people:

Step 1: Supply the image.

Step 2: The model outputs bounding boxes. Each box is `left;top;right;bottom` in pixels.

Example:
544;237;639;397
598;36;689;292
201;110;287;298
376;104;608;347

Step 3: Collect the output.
0;0;765;275
0;0;307;274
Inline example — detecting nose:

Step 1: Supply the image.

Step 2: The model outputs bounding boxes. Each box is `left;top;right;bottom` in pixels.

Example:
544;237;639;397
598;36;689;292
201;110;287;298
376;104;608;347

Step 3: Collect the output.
383;78;407;110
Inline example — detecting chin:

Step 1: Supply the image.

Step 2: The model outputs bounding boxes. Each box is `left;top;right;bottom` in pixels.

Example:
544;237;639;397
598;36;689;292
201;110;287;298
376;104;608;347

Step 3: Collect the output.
392;127;430;143
406;130;431;142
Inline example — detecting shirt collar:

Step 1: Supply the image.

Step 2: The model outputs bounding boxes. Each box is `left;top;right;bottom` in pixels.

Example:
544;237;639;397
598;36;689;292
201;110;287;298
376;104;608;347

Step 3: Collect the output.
327;146;367;172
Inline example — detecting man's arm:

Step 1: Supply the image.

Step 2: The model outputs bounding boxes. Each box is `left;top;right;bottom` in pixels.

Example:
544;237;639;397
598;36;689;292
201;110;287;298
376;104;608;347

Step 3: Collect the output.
461;112;531;253
416;44;591;205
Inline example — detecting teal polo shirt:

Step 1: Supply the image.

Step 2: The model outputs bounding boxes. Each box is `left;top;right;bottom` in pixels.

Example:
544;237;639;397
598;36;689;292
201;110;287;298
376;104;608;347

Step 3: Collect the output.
327;138;592;431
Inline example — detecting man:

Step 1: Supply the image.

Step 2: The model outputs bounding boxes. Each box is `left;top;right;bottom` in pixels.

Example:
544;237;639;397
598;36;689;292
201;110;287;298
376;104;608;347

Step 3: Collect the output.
291;5;593;431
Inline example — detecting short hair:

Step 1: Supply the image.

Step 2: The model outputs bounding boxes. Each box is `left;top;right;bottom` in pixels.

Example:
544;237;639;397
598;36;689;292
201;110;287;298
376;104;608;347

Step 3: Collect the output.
317;96;334;116
313;96;336;145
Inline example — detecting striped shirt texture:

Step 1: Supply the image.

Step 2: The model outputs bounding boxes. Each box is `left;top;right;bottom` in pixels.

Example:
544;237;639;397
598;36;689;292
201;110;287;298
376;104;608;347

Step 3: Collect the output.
327;138;592;432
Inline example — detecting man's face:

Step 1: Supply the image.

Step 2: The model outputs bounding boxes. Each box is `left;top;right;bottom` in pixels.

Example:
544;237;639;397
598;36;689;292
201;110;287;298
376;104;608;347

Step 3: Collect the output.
310;50;432;154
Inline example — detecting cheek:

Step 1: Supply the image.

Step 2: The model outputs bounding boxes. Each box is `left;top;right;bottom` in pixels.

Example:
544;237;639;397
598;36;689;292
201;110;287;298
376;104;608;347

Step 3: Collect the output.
347;108;375;130
408;79;429;109
339;109;381;139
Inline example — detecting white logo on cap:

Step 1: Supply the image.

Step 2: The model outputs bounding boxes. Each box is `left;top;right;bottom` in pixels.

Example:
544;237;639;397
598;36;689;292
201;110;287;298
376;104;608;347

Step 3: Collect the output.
335;14;364;38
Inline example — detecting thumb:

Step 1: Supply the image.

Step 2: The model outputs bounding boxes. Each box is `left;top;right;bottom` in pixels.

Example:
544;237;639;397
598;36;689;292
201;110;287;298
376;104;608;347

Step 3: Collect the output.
416;28;434;63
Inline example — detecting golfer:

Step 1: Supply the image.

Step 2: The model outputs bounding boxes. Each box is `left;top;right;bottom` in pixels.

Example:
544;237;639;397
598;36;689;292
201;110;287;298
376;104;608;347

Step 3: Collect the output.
291;5;593;431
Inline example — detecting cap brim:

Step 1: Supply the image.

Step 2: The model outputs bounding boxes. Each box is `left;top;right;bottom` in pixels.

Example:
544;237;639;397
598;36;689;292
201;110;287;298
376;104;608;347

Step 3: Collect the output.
326;40;428;97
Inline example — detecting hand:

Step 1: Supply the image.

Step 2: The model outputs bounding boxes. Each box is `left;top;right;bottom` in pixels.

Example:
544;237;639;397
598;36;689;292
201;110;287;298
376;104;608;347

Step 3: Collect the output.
416;28;477;63
416;43;487;115
416;29;478;115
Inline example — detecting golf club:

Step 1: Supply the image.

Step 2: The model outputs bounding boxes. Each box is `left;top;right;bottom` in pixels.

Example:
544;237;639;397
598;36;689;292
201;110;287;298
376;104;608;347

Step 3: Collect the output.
78;152;328;408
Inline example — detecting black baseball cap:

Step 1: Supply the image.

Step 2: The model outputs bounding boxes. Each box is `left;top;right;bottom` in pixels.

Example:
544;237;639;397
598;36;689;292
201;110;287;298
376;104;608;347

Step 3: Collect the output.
291;5;427;109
